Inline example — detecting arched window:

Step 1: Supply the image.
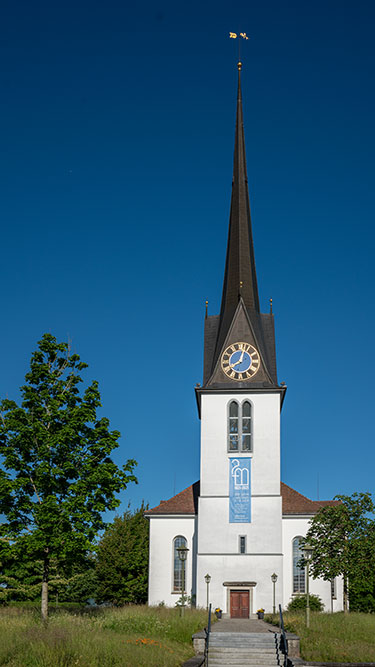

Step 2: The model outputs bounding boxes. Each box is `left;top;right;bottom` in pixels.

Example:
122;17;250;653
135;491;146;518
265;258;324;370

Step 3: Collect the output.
292;537;305;593
173;536;187;592
242;401;252;451
228;400;253;452
228;401;239;451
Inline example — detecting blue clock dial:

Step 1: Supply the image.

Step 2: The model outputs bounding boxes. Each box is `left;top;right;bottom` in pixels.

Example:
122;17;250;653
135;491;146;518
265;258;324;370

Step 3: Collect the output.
229;349;251;372
221;342;260;381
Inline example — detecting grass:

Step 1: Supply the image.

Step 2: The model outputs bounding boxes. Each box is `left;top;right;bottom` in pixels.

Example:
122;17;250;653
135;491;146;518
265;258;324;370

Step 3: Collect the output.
265;611;375;663
0;604;209;666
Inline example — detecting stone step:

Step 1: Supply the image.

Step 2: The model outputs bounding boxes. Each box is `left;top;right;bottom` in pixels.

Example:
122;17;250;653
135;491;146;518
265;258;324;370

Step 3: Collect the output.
209;641;276;653
211;636;276;640
208;655;278;662
209;648;276;654
210;630;275;640
208;657;278;667
210;638;276;643
210;640;276;645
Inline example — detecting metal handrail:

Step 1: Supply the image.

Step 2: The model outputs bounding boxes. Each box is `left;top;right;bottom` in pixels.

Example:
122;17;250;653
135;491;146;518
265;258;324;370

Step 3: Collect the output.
279;603;291;667
204;603;212;666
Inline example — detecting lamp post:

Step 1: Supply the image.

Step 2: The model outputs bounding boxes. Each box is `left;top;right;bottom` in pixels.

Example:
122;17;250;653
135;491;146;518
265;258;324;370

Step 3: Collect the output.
205;573;211;610
303;543;313;628
271;572;278;615
177;545;189;617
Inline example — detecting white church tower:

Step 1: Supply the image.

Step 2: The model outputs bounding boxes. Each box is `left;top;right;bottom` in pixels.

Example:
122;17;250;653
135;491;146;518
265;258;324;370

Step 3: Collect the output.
146;62;343;616
194;62;285;617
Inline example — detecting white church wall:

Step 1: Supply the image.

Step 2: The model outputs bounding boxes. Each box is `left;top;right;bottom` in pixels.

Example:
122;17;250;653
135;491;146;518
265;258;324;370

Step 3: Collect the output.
196;554;284;615
198;495;282;554
282;516;344;612
200;393;281;497
196;391;284;612
148;516;196;607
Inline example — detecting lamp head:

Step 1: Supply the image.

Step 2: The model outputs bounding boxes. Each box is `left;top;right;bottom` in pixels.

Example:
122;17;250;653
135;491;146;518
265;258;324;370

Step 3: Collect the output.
303;543;313;560
177;545;189;562
205;573;211;584
271;572;278;583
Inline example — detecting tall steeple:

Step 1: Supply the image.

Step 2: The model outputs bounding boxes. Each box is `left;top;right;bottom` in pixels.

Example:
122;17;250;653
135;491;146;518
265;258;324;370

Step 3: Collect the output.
200;63;280;391
214;62;260;361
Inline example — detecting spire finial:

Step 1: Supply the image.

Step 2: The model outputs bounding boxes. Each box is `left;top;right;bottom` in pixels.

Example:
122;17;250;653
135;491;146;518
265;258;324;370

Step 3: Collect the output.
229;31;249;64
205;300;208;319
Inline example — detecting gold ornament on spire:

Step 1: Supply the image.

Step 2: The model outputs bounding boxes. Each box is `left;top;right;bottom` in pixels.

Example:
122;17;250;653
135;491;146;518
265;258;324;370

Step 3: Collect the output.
229;30;249;64
229;32;249;40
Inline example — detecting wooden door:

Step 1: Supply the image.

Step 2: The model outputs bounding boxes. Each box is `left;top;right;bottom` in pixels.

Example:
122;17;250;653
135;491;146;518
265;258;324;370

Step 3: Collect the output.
230;590;249;618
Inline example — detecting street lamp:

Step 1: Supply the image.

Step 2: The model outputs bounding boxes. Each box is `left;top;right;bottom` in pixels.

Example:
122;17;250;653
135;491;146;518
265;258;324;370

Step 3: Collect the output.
271;573;278;615
303;543;313;628
177;545;189;617
204;573;211;610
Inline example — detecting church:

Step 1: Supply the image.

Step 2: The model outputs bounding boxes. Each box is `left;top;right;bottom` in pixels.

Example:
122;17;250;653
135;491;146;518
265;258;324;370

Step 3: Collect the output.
145;63;343;617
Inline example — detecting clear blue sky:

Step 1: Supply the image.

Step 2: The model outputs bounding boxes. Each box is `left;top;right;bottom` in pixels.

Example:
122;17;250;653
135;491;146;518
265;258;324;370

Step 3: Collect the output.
1;0;374;517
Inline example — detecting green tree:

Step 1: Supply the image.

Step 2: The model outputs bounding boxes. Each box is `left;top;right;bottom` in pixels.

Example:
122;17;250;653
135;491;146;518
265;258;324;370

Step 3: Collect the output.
287;593;323;612
96;503;149;604
303;492;375;612
0;538;97;604
0;334;137;621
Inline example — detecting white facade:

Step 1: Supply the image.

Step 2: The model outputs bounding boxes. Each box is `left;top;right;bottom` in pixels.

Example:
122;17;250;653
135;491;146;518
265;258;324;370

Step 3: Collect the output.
148;516;196;607
147;386;344;613
196;391;283;615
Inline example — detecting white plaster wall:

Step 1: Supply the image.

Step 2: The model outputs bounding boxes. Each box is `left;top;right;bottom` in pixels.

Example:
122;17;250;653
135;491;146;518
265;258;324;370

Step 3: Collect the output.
197;392;283;613
200;393;281;496
198;496;282;554
148;516;196;607
282;517;343;612
196;554;283;615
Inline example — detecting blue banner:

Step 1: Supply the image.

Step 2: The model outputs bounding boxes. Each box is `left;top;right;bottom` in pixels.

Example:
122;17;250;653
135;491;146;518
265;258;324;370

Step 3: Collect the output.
229;458;251;523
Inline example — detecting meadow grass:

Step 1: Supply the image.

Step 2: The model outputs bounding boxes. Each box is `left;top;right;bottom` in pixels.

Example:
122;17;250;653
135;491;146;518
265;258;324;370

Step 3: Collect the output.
0;604;208;666
265;611;375;663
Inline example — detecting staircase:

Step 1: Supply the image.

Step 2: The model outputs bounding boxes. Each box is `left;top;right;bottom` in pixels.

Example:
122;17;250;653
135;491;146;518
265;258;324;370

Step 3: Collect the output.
207;631;279;666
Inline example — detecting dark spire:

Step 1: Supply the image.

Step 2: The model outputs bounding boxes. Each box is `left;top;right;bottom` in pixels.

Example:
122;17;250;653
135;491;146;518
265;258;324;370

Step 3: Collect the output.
213;62;260;362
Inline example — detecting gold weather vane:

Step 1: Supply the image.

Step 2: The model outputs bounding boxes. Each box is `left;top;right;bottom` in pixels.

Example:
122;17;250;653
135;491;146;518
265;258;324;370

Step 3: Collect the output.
229;31;249;62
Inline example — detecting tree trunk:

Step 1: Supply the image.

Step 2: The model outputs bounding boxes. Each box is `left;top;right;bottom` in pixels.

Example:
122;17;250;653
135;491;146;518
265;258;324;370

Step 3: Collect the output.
41;551;49;624
343;575;349;613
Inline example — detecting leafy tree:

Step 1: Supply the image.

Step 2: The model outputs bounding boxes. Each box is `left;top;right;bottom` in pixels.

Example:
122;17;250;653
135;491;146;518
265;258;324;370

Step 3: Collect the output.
287;593;323;612
0;334;137;621
303;492;375;612
0;537;97;604
96;503;149;604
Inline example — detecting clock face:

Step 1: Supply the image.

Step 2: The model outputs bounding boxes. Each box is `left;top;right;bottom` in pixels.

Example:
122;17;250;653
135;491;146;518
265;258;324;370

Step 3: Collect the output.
221;342;260;381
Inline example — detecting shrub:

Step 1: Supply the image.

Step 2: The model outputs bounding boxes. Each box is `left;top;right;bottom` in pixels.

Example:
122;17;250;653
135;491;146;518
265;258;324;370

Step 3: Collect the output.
287;594;323;611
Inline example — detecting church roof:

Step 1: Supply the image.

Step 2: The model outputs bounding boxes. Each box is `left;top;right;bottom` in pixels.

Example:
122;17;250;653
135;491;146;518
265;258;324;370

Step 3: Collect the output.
145;480;200;516
145;480;339;517
281;482;339;515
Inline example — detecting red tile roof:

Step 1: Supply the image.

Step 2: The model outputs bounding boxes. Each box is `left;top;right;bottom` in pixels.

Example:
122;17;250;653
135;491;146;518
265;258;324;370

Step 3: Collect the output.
145;480;338;517
281;482;339;514
145;481;200;515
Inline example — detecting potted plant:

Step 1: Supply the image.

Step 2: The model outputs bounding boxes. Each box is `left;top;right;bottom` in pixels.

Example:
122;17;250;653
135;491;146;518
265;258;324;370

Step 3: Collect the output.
215;607;222;619
257;608;265;619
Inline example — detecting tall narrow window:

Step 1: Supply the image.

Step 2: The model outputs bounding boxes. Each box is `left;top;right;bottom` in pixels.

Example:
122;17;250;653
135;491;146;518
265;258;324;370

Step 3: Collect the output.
292;537;305;593
228;400;253;452
242;401;252;451
239;535;246;554
173;536;187;592
331;578;337;600
229;401;239;451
